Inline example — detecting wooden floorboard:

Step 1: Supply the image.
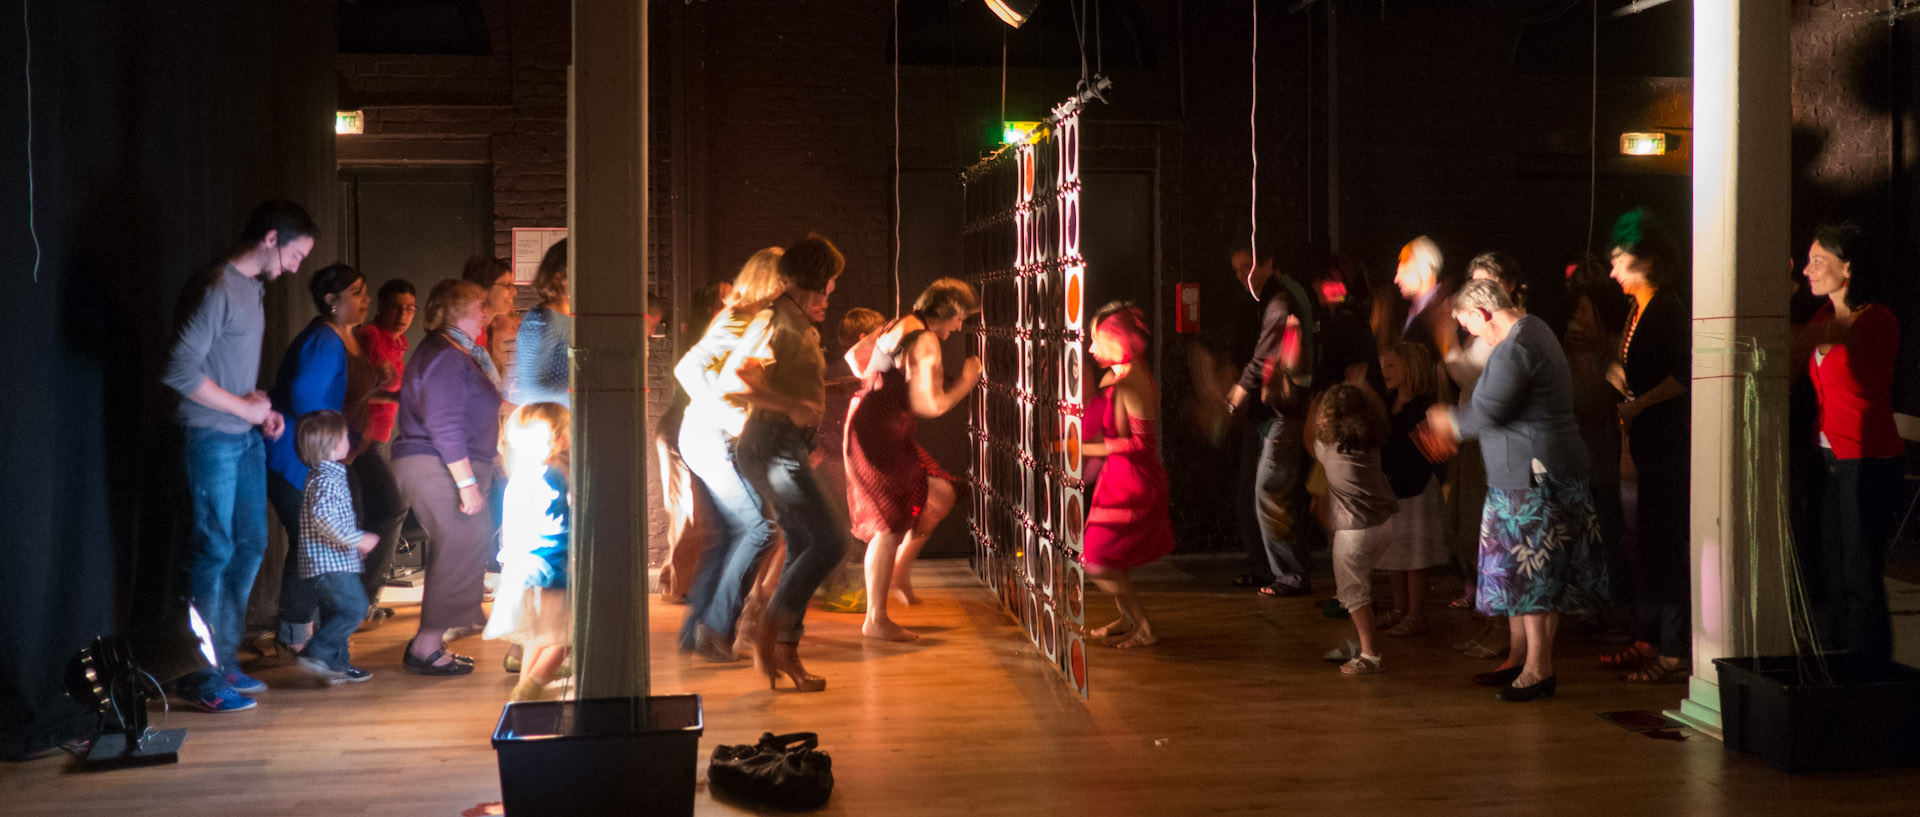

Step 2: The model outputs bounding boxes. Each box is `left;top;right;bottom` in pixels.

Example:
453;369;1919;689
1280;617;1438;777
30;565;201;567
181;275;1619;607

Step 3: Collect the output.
5;556;1919;816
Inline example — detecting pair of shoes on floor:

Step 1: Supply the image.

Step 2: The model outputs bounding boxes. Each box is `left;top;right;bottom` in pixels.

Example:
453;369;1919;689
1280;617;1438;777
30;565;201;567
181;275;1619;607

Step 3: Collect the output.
403;638;475;676
1339;653;1385;675
297;656;373;684
181;685;257;713
1322;638;1360;663
1258;581;1312;598
1495;674;1556;702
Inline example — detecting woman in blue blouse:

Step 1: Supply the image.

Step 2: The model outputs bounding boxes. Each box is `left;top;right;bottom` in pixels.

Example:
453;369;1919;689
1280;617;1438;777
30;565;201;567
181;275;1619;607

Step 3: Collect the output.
266;264;404;655
513;239;570;407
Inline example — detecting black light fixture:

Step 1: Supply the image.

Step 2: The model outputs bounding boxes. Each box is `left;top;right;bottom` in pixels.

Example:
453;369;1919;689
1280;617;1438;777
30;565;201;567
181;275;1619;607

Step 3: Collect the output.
985;0;1038;28
63;605;217;770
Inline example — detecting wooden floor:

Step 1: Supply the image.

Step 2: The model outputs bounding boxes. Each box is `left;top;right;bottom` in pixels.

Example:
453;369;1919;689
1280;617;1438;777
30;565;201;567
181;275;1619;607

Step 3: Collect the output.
6;556;1920;816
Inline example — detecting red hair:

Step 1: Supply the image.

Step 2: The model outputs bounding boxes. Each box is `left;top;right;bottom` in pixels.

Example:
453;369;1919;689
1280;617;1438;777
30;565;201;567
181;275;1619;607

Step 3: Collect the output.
1094;304;1149;364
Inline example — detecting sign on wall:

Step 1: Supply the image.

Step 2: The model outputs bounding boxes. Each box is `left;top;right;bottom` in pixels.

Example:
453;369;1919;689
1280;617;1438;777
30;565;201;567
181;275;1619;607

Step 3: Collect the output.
511;227;567;284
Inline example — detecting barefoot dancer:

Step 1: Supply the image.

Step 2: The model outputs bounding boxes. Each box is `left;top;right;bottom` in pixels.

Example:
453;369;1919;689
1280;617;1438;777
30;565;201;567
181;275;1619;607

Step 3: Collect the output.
844;279;981;641
1078;303;1176;649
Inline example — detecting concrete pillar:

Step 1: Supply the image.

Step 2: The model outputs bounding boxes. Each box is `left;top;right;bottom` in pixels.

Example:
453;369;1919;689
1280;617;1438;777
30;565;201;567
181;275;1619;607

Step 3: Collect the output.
1670;0;1794;736
569;0;650;701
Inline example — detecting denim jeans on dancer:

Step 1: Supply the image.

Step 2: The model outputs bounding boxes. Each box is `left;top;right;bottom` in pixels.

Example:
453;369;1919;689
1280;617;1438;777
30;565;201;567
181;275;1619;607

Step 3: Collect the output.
677;419;777;649
1239;413;1310;590
303;571;369;671
180;425;269;697
736;419;848;644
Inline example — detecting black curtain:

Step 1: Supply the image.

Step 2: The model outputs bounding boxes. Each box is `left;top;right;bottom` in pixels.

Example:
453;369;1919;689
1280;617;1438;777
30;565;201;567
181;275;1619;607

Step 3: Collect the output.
0;1;336;758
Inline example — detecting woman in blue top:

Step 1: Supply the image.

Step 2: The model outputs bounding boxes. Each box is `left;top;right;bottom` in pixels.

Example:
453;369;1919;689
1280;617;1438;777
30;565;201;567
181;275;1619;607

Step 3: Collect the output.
265;264;402;655
1425;278;1609;703
513;239;571;407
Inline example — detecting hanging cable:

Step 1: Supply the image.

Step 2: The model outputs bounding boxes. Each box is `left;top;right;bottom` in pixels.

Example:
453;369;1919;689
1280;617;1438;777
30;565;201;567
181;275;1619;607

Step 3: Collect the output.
23;0;40;283
1584;0;1597;255
1248;0;1260;295
893;0;902;316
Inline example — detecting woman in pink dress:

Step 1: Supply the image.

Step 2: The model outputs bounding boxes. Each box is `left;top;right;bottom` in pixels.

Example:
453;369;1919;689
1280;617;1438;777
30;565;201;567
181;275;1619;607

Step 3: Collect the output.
1080;302;1176;648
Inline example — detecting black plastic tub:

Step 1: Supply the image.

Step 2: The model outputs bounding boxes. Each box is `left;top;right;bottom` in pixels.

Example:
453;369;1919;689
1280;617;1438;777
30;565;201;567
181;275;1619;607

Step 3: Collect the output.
1714;656;1920;773
492;695;704;816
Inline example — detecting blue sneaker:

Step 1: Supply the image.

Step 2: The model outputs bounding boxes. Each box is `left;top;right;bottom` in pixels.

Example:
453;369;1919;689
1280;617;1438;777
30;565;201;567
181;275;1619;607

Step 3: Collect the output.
224;670;268;694
182;686;258;713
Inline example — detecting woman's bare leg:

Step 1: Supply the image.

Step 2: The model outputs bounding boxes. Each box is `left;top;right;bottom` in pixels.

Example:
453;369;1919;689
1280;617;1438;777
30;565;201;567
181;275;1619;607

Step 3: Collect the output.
861;530;916;641
1091;568;1156;647
1516;612;1558;686
892;477;956;606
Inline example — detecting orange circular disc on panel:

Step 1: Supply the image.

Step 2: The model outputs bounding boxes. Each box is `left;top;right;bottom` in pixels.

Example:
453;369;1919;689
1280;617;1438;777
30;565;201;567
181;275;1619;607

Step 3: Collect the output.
1070;637;1087;687
1065;274;1082;326
1066;432;1081;473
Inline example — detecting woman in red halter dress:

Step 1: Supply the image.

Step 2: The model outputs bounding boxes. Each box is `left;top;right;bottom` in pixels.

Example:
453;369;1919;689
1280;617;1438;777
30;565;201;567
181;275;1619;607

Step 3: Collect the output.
1079;302;1176;648
843;279;981;641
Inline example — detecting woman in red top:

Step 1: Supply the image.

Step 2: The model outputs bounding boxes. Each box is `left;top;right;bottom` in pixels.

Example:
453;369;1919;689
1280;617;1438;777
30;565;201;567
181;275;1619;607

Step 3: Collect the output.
1802;222;1901;663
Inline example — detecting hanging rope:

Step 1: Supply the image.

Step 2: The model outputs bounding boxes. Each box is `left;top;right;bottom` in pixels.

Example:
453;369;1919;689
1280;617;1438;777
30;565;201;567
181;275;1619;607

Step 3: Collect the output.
1248;0;1260;296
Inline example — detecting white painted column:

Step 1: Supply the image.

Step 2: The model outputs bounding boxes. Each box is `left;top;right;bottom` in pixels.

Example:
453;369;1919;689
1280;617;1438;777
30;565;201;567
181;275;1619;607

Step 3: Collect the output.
1670;0;1794;736
569;0;650;701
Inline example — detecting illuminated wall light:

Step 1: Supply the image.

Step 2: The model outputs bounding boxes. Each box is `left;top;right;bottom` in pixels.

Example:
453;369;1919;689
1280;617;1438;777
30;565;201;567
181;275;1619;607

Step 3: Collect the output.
985;0;1039;28
1620;132;1666;156
1002;120;1043;145
335;110;365;135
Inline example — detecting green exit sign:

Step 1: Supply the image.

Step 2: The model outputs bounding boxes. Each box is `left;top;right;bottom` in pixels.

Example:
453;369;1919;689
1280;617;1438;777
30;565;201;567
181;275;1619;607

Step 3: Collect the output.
335;110;364;135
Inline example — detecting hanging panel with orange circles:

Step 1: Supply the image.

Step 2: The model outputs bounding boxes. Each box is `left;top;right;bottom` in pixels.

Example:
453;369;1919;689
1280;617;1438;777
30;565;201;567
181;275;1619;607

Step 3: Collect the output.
961;102;1089;700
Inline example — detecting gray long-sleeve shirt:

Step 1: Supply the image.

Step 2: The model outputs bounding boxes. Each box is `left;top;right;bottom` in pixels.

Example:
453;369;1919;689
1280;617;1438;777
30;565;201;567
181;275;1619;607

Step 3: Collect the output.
163;263;265;434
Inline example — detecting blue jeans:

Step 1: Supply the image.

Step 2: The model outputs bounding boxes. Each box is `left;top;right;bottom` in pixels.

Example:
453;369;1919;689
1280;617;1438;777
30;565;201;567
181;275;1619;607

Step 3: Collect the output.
180;425;268;696
1240;414;1310;589
677;420;776;648
736;420;848;644
303;571;369;671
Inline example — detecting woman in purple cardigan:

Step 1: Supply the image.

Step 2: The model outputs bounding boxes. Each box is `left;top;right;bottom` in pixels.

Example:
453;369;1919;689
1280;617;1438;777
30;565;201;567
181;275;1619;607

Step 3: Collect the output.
392;279;503;675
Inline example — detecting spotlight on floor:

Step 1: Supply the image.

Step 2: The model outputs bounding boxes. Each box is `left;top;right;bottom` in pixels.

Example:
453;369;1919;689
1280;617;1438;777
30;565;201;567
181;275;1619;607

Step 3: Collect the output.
63;605;217;770
986;0;1038;28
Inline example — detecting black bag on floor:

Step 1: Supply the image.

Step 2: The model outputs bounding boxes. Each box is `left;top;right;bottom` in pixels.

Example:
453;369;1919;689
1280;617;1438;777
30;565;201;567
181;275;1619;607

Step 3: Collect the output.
707;731;833;810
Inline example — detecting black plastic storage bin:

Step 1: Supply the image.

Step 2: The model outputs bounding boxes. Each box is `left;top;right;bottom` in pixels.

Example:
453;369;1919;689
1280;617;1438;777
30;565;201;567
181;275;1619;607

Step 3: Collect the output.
1714;656;1920;773
492;695;704;817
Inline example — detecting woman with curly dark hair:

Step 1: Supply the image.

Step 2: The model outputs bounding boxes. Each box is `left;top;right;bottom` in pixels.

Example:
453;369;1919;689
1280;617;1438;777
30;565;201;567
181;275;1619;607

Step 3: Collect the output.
1308;382;1397;675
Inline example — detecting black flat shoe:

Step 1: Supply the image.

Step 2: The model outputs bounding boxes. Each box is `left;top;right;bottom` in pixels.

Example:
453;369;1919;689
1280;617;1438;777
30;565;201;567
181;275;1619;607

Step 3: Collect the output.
1495;674;1556;702
1472;666;1524;687
403;639;475;676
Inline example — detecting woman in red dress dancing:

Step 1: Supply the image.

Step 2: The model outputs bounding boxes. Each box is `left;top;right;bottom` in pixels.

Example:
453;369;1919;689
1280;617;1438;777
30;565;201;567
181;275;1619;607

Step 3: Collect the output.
843;279;981;640
1080;302;1176;648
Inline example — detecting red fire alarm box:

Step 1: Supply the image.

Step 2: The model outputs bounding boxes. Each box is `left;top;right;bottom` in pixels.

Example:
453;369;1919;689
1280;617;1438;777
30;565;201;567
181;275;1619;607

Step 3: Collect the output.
1175;283;1200;333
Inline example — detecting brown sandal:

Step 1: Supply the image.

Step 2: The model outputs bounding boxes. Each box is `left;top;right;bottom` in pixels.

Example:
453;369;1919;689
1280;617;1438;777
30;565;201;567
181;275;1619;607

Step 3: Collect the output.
1623;658;1690;683
1598;642;1657;669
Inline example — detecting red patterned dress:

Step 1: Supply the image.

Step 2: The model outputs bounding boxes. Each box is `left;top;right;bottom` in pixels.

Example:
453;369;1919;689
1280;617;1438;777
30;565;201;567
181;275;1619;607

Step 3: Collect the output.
844;328;956;540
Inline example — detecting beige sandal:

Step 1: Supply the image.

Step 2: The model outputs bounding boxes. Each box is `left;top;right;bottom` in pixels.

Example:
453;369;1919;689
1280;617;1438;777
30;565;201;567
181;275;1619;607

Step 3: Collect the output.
1339;653;1385;675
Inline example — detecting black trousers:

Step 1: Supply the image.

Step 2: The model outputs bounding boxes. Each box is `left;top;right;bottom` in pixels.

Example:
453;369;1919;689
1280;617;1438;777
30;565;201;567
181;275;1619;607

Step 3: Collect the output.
1808;451;1899;663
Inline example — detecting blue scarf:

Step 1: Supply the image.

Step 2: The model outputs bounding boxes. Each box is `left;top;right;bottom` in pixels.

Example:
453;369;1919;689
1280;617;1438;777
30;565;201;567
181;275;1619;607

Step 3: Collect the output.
444;326;502;391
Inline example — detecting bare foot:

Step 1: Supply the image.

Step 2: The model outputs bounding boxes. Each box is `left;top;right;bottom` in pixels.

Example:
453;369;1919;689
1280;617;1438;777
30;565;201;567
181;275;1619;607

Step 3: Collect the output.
890;586;921;606
862;618;919;642
1109;627;1158;648
1089;618;1133;638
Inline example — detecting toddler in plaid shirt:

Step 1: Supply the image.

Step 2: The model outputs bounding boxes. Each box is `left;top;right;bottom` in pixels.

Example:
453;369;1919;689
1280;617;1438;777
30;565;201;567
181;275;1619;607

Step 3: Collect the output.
295;410;379;683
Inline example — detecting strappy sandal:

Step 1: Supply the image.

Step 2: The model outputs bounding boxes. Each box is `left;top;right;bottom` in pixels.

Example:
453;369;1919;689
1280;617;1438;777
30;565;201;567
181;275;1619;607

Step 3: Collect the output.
1599;642;1658;669
1339;653;1385;675
1448;594;1474;610
1461;639;1508;660
1385;616;1429;637
1623;659;1690;683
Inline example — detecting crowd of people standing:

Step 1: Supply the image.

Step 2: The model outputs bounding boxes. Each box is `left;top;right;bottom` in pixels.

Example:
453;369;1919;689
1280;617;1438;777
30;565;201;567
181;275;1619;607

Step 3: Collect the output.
163;198;1902;712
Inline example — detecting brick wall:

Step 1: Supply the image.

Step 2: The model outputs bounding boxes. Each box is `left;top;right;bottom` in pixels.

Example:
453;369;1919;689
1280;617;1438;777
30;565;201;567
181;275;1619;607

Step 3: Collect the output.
339;0;568;259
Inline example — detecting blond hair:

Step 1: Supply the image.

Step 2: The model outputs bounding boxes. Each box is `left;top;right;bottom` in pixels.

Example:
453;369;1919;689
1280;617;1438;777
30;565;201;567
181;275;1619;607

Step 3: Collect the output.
912;278;980;321
501;402;572;476
725;247;789;312
295;410;350;467
423;279;487;332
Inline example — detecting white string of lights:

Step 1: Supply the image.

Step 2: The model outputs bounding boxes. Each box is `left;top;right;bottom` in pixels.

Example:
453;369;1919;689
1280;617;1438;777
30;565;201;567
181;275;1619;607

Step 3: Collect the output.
1248;0;1259;296
893;0;902;316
